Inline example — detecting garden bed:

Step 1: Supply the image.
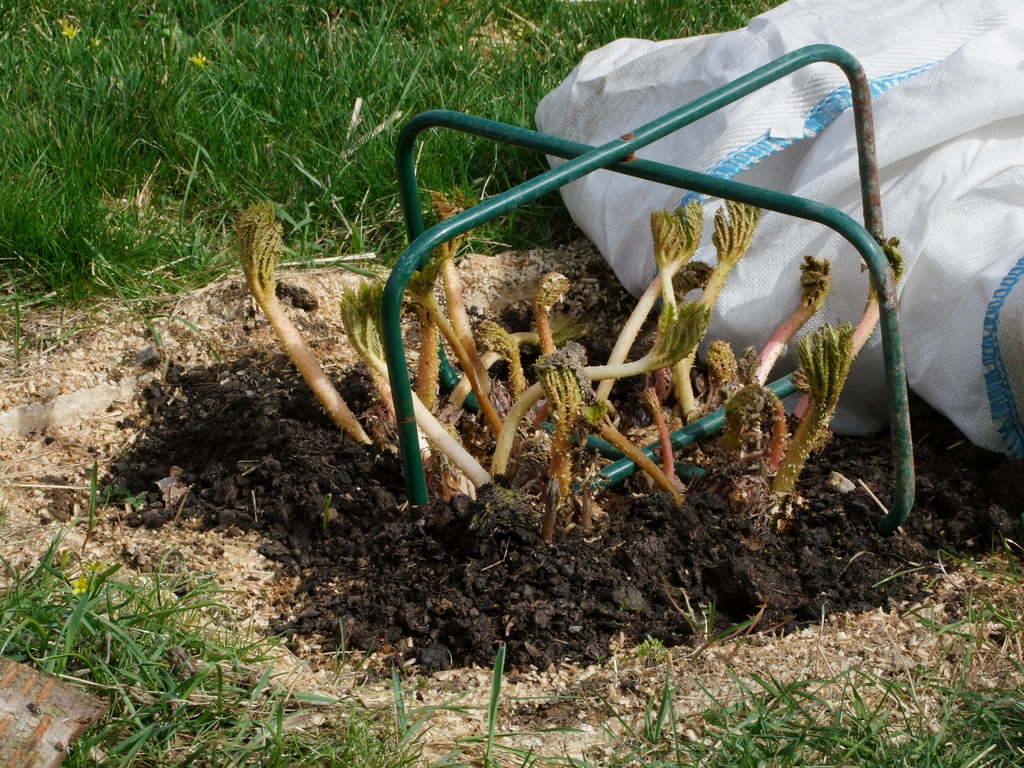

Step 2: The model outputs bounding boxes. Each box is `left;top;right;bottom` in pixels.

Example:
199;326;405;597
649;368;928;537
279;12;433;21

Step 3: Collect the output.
2;241;1020;677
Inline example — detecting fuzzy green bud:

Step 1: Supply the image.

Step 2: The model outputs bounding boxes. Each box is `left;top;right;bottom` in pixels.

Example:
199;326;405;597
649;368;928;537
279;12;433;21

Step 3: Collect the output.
536;342;590;512
535;272;570;314
712;200;761;268
677;201;704;260
651;301;712;369
672;261;714;296
340;281;386;366
795;322;855;415
882;236;904;282
238;201;283;300
651;210;687;274
477;319;527;399
799;255;831;308
706;339;737;390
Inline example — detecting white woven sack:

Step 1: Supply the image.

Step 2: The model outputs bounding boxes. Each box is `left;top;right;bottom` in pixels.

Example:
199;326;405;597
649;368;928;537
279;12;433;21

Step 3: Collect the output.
535;0;1024;457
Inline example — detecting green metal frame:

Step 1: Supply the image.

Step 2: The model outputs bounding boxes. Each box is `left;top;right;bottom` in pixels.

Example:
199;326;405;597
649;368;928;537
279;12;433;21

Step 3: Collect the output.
382;44;914;535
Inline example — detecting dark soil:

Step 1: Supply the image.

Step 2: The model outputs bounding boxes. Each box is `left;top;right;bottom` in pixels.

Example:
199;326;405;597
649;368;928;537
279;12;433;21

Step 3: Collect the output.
107;354;1024;672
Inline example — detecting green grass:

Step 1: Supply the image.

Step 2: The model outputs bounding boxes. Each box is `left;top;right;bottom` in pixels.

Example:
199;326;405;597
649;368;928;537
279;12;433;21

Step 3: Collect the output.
0;528;409;767
392;551;1023;768
0;0;781;304
2;529;1022;767
650;672;1024;767
595;551;1024;768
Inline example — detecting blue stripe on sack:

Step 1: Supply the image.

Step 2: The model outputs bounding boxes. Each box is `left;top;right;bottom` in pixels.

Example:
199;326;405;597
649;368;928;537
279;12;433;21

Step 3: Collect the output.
982;255;1024;459
679;61;937;207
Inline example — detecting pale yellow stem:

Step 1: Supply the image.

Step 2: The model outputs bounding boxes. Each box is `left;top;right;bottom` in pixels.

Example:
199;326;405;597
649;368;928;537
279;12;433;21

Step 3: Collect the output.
595;275;663;402
491;382;545;478
673;358;697;420
423;291;504;437
451;350;501;408
364;348;490;487
259;292;372;445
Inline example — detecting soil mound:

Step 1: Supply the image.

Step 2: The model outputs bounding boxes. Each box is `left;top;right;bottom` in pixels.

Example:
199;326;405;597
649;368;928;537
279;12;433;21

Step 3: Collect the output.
108;354;1023;672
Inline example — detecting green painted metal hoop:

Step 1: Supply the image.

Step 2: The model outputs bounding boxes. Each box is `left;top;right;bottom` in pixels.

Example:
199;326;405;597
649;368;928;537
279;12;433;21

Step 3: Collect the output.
382;44;914;535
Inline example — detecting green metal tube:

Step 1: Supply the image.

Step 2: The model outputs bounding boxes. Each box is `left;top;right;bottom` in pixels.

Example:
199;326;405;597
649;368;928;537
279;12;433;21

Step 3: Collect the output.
396;43;883;408
597;375;797;487
385;44;913;533
397;45;883;243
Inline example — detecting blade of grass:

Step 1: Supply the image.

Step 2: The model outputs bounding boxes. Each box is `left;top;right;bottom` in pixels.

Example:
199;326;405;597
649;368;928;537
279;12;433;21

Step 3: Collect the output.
484;643;506;768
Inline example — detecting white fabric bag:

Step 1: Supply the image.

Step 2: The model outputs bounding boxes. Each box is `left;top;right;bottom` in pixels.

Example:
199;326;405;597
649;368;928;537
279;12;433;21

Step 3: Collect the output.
535;0;1024;457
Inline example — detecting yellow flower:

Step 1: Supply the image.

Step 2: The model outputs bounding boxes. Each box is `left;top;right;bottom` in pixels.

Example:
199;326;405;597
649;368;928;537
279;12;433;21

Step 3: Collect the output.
71;573;90;595
189;52;208;69
91;37;101;48
61;19;80;39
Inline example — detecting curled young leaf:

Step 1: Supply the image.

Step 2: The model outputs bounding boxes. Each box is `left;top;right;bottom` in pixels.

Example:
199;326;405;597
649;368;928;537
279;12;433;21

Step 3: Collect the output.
652;301;712;369
672;261;714;297
429;190;476;260
535;272;570;315
477;319;527;399
581;399;609;426
533;272;571;354
799;255;831;308
238;201;283;301
772;322;855;498
706;339;737;394
712;199;761;268
795;322;855;414
536;342;591;523
882;236;904;282
339;280;386;368
408;261;441;300
677;201;704;260
535;341;590;392
651;210;687;274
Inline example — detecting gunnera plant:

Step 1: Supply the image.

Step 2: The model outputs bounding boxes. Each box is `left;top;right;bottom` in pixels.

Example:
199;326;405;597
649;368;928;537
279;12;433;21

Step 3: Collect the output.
237;194;879;542
237;202;371;445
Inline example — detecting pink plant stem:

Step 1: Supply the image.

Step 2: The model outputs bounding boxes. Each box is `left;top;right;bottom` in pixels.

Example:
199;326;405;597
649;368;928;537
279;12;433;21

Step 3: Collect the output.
655;405;677;484
755;303;817;386
643;387;677;485
850;297;880;358
793;395;809;420
579;482;593;531
532;400;550;429
788;296;875;434
652;367;672;403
